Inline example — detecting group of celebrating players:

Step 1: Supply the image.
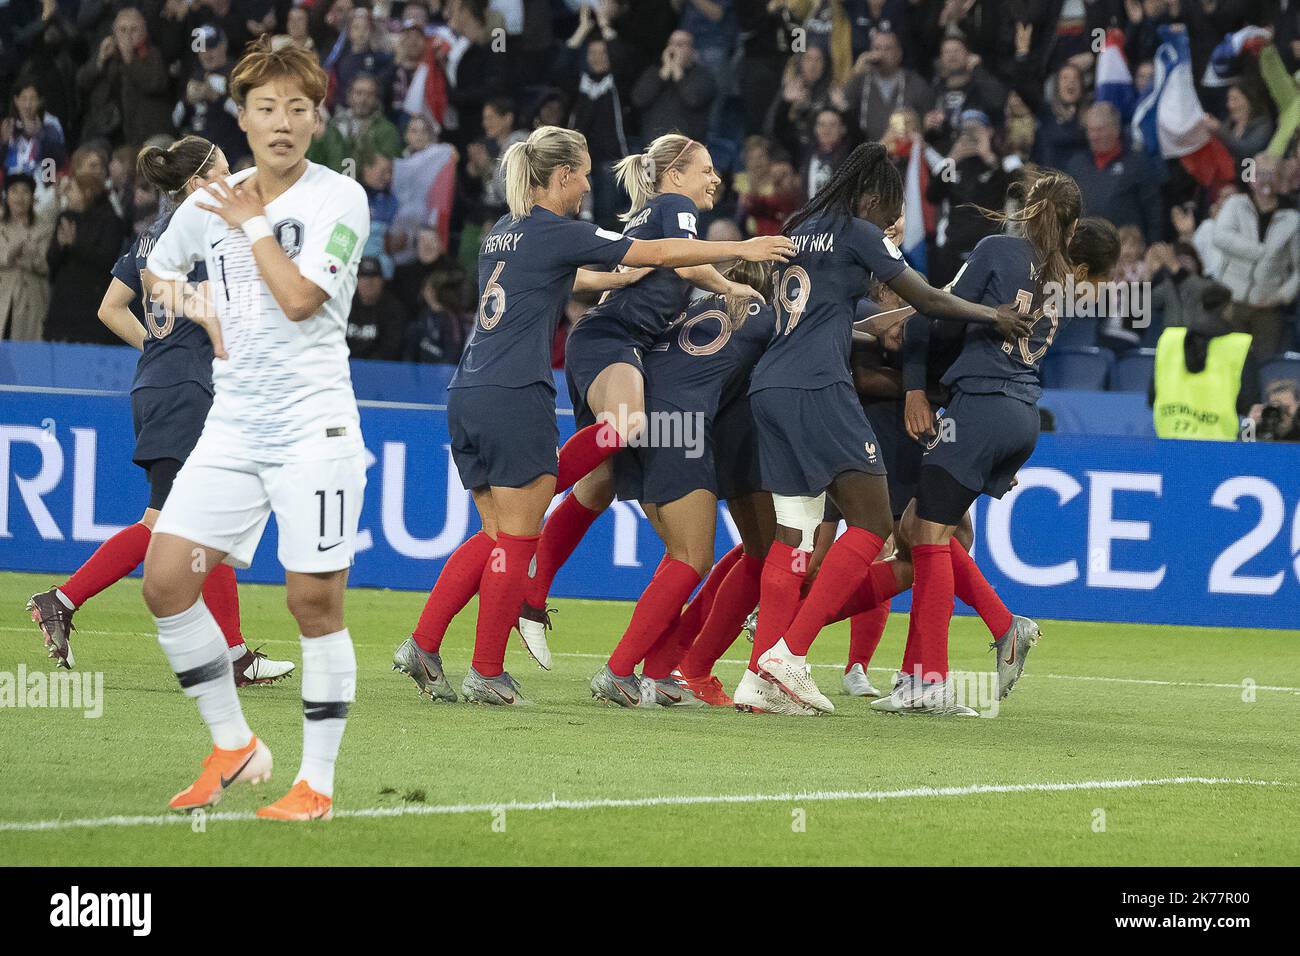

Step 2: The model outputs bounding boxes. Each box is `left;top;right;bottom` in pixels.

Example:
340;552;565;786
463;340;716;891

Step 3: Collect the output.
26;35;1121;821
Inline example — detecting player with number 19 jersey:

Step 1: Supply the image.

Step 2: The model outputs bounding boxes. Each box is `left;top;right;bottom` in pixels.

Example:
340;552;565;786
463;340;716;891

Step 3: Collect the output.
447;209;633;491
748;213;908;496
145;161;370;572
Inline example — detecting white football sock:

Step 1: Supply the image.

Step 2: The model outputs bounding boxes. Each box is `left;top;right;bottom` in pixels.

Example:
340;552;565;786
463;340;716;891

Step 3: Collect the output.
768;637;805;664
227;642;247;663
296;629;356;798
156;599;252;751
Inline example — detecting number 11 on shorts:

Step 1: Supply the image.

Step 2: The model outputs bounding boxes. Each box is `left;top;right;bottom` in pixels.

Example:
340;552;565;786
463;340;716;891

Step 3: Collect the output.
316;489;345;549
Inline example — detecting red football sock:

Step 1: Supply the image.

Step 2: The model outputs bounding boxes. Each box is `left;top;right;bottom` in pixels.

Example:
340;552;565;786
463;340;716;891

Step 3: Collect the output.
902;544;954;682
556;422;624;493
526;493;601;607
59;522;152;608
642;545;742;678
783;527;885;656
749;542;808;672
834;560;908;622
608;558;701;677
202;563;243;649
412;531;495;652
847;600;890;672
682;552;762;678
950;540;1012;638
471;532;539;678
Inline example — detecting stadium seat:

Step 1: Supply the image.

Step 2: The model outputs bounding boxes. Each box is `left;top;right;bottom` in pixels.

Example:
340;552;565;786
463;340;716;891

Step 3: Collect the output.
1055;317;1098;348
1259;351;1300;391
1041;346;1114;390
1111;348;1156;393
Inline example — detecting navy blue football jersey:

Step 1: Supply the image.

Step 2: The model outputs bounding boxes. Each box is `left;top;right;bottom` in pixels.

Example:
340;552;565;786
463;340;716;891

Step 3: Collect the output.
941;234;1065;403
582;192;700;346
750;213;907;394
451;208;633;391
111;202;214;394
645;297;776;418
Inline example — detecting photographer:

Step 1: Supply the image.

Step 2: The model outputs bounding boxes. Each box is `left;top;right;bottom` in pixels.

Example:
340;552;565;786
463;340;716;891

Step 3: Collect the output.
174;25;246;167
1251;380;1300;441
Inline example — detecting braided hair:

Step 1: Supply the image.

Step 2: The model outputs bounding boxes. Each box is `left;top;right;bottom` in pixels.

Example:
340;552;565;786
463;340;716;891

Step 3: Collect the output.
782;141;903;236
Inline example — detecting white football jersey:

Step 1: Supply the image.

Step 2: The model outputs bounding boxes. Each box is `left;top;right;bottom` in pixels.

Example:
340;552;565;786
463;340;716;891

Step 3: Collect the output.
147;162;369;462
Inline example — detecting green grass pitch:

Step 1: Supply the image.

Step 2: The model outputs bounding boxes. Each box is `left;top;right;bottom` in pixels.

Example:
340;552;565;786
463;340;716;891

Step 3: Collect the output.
1;570;1297;866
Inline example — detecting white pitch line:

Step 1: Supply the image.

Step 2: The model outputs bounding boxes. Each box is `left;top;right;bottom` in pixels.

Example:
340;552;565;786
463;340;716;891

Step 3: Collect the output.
4;628;1299;694
0;777;1281;834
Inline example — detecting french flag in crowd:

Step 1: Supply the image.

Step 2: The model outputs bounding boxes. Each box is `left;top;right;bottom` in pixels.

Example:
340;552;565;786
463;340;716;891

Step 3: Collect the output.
401;29;457;132
902;136;928;276
392;143;458;249
1094;28;1137;123
1203;25;1272;87
1131;25;1235;190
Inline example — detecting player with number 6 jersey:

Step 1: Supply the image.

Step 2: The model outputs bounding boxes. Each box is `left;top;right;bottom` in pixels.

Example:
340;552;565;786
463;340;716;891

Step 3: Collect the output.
139;38;368;822
391;125;795;709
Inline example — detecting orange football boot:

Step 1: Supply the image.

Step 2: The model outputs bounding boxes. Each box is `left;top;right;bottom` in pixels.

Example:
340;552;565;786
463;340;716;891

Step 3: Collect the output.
256;779;333;821
168;736;272;812
681;672;734;707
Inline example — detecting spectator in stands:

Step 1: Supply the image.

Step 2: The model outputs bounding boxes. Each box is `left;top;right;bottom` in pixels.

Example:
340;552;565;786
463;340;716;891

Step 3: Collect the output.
836;28;931;146
1003;90;1037;162
465;98;528;227
802;108;850;200
1203;82;1275;167
174;25;247;169
1250;379;1300;441
927;34;1005;150
405;273;467;364
0;174;53;341
1066;102;1162;242
403;114;438;155
569;35;631;227
767;46;835;162
391;223;470;322
346;256;407;361
308;72;403;171
1101;225;1150;351
333;6;396;106
739;151;801;236
1030;63;1088;172
736;0;796;134
76;7;175;148
1151;280;1259;441
14;5;79;142
1;82;66;179
43;172;127;344
273;4;317;53
389;20;428;123
926;108;1013;287
1213;153;1300;359
107;145;136;222
631;29;716;142
360;152;401;278
444;0;507;148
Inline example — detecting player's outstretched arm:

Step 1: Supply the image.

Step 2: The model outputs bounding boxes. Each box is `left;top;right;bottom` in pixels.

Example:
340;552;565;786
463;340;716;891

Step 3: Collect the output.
887;267;1032;338
622;234;795;269
572;266;653;293
97;278;146;351
195;177;328;322
676;264;765;302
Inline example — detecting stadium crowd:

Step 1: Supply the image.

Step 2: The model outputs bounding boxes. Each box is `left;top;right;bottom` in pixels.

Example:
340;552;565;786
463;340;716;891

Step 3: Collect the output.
0;0;1297;434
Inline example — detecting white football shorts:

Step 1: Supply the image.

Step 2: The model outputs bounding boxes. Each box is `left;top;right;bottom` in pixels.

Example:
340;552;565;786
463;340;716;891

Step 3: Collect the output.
154;440;367;573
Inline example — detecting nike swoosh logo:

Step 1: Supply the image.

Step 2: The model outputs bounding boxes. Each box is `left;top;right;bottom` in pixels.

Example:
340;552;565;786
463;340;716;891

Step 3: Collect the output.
317;541;343;552
211;237;226;248
1004;640;1016;666
220;752;255;789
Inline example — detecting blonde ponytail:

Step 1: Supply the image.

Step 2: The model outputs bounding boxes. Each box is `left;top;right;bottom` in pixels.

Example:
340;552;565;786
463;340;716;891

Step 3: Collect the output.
613;132;702;220
502;125;589;220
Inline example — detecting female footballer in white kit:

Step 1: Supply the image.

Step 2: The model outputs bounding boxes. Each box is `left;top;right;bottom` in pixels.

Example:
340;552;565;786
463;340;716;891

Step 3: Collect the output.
140;38;367;822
